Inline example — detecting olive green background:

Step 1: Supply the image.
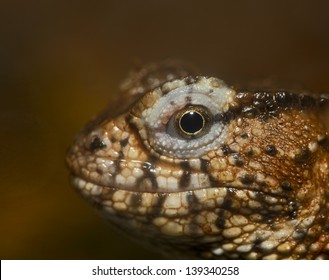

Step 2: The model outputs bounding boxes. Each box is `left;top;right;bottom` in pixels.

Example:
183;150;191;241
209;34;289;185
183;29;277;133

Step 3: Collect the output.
1;0;329;259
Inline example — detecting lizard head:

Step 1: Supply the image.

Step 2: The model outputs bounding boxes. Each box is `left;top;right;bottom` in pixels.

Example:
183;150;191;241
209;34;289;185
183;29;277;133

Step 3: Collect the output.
66;65;329;259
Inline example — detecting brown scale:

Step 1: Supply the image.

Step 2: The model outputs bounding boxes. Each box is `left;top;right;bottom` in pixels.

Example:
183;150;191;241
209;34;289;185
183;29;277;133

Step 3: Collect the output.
66;61;329;259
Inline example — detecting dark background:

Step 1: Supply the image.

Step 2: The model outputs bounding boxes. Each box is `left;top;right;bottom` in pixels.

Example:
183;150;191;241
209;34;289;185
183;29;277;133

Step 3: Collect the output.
1;0;329;259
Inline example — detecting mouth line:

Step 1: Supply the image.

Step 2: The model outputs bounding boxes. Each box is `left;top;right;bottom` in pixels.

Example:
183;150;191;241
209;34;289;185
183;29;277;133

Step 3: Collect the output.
70;173;289;200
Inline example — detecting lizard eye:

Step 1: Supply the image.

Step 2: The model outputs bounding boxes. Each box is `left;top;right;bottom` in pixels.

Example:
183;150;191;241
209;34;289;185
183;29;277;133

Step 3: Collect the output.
173;105;212;139
135;77;236;158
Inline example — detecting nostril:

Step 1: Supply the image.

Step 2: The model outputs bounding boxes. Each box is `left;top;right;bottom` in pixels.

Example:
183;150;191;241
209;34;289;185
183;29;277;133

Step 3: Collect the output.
89;136;107;151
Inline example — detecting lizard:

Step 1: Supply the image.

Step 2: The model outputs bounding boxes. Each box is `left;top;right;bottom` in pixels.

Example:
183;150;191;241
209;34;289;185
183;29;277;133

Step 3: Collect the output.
66;61;329;259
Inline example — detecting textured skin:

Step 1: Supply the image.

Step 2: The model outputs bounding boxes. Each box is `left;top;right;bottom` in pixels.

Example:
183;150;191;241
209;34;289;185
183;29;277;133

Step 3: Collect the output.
66;62;329;259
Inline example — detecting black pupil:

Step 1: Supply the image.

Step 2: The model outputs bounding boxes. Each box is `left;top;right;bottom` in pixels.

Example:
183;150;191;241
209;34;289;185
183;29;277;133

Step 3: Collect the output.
180;111;204;134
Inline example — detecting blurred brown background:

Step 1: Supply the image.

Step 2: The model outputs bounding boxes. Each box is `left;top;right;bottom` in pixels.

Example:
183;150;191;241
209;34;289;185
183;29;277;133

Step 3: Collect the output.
1;0;328;259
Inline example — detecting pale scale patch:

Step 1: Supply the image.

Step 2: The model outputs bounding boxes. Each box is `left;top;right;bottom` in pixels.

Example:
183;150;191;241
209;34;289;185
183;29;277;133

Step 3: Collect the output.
74;177;86;190
143;77;236;158
212;247;224;256
91;185;102;195
112;190;126;202
222;243;236;251
273;228;292;240
165;209;181;216
126;176;137;186
115;174;127;186
222;227;242;239
164;193;182;209
132;167;144;177
189;173;210;189
294;244;307;254
161;221;184;236
277;242;293;254
156;176;167;189
236;244;253;253
308;141;318;152
301;215;315;228
140;193;154;208
259;240;279;251
85;182;93;191
153;217;168;227
230;215;248;226
188;158;201;169
127;147;140;159
167;176;178;190
263;254;278;260
161;79;187;93
99;173;114;186
113;202;127;211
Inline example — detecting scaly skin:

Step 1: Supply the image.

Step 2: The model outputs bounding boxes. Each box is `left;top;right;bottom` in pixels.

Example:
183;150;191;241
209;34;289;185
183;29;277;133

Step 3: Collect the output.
66;62;329;259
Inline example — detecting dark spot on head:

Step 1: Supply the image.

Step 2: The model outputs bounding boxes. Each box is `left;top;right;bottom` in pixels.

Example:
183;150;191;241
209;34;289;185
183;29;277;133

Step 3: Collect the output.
96;167;103;174
89;136;106;151
200;158;210;173
187;223;202;237
208;174;220;188
187;191;201;213
232;91;325;125
179;161;191;189
239;174;254;185
242;106;257;117
322;218;329;233
318;94;329;107
222;189;234;210
146;194;166;220
185;95;192;103
114;157;123;174
254;92;272;109
253;238;266;253
240;132;249;139
253;237;263;247
299;94;316;107
273;91;287;105
318;136;329;152
265;145;278;156
126;117;149;156
245;147;254;157
120;137;129;148
258;181;268;188
215;217;226;229
232;153;245;167
280;182;293;192
130;192;142;208
261;214;276;224
221;144;233;155
295;148;312;164
215;110;236;124
119;149;125;159
293;228;307;240
222;199;233;210
184;76;196;85
287;201;299;219
276;92;296;106
137;158;158;190
142;161;153;172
